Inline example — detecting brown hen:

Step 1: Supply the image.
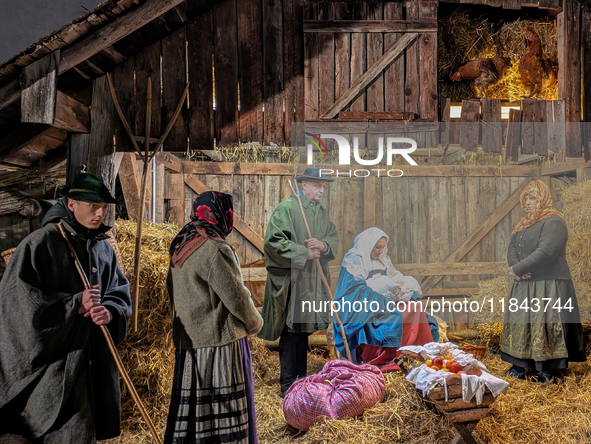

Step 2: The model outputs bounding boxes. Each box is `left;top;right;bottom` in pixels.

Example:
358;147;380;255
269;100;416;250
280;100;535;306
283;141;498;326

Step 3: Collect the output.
449;56;512;93
518;27;558;97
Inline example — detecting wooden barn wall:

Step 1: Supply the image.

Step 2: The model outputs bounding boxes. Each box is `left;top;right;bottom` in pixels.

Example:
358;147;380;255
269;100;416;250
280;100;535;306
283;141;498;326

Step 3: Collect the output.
190;174;537;275
110;0;305;151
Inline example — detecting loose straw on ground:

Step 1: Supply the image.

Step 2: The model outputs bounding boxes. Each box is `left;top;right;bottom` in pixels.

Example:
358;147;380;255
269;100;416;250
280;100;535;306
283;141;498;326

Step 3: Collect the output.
57;222;163;444
288;179;352;361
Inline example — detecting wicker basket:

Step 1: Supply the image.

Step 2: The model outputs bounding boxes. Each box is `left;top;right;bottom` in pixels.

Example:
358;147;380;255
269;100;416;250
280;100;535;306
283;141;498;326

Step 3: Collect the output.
450;335;487;360
1;248;16;266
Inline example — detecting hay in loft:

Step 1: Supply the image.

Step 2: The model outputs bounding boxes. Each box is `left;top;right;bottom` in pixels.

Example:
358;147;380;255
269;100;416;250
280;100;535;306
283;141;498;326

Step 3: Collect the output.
439;11;558;103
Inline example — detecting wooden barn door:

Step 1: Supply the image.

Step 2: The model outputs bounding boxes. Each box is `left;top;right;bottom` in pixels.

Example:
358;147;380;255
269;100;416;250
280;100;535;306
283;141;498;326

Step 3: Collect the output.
302;1;438;124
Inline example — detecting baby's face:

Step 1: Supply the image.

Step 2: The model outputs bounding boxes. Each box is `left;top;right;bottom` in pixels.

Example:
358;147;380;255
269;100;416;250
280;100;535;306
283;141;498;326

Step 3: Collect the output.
371;237;387;260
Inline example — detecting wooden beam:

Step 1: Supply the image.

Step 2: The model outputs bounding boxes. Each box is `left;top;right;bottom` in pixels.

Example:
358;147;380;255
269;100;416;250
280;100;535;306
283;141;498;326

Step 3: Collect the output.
0;125;67;167
181;161;540;177
540;158;591;175
338;111;418;121
320;33;418;119
240;261;507;282
0;0;186;112
303;19;437;33
21;51;60;125
118;152;142;220
420;180;529;294
184;174;265;253
53;91;90;133
156;151;183;173
168;173;185;227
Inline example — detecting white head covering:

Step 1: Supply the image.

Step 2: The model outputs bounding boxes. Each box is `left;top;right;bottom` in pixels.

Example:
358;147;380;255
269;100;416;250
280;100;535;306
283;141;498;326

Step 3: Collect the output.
342;227;394;281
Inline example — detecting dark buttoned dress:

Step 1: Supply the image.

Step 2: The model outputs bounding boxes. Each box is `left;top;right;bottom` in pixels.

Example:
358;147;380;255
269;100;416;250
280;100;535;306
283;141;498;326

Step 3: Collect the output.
500;215;586;371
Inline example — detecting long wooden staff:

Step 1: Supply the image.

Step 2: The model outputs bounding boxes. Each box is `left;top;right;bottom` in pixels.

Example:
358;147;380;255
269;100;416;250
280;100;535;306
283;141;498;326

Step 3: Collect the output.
288;180;353;361
57;222;163;444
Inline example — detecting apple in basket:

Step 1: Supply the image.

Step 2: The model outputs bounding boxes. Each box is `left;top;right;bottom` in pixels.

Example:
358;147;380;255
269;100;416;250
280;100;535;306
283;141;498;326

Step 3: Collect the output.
449;362;463;374
432;357;444;368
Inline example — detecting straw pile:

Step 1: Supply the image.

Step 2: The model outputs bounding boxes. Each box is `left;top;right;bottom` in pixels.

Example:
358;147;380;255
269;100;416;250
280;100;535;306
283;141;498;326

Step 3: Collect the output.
439;11;558;102
101;220;179;443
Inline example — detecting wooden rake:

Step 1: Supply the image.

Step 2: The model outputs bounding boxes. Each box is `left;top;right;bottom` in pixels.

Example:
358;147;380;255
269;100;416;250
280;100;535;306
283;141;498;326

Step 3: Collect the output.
288;180;352;361
106;72;189;332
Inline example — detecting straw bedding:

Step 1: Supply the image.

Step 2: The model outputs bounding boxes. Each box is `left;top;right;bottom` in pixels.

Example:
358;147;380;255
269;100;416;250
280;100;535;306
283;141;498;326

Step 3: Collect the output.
103;177;591;443
439;11;558;102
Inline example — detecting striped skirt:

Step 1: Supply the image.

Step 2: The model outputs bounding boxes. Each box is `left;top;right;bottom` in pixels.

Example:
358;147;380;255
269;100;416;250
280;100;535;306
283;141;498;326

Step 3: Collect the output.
164;337;257;444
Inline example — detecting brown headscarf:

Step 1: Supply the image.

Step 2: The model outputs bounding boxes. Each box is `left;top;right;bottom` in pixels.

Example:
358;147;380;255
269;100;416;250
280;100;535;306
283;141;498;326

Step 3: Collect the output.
512;180;564;234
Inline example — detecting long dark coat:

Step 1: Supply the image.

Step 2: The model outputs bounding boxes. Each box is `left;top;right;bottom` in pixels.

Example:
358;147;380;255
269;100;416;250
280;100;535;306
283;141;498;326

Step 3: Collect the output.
0;213;131;442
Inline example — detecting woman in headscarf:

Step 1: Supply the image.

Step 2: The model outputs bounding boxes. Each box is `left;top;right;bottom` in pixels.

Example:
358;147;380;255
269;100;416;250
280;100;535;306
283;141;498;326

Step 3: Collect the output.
165;191;263;444
333;227;439;372
502;180;585;383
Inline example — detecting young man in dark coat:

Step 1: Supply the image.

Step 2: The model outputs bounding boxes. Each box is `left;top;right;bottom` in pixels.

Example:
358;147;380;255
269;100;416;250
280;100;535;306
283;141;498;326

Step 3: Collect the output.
0;174;132;443
259;167;339;397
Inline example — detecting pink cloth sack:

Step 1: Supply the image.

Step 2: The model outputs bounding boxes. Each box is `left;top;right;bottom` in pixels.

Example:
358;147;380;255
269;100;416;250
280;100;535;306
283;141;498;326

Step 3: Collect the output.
283;359;385;430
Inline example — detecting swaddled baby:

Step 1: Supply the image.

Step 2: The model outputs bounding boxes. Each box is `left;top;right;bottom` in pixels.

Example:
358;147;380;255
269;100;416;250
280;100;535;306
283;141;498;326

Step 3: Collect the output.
366;265;422;302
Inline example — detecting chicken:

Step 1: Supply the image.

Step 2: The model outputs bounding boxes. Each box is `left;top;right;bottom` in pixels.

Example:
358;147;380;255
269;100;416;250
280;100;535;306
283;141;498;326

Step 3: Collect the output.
518;27;558;97
449;56;512;93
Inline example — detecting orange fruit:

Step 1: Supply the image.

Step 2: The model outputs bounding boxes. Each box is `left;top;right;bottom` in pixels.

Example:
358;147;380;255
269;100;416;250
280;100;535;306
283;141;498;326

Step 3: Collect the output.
425;359;433;367
444;355;453;360
431;365;441;371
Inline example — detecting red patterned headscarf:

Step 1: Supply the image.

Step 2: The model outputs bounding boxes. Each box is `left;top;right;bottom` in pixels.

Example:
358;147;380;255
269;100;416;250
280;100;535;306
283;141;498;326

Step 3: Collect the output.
512;180;563;234
170;191;234;267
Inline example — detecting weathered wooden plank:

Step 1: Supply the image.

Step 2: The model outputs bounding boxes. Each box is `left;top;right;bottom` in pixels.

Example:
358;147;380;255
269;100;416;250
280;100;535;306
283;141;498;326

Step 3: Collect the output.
421;178;529;293
21;51;60;125
304;3;319;120
534;100;549;156
440;97;451;148
231;174;247;263
135;41;161;143
504;108;521;162
333;2;351;125
559;0;582;158
350;2;366;113
184;174;265;253
405;1;420;124
0;126;67;167
419;1;437;124
502;0;521;9
168;173;186;227
188;10;214;150
264;175;281;230
243;175;265;263
118;152;142;220
155;161;165;223
464;177;480;280
156;152;183;172
481;98;502;154
294;0;305;130
551;100;566;161
429;178;450;264
363;175;376;229
520;99;535;155
338;111;417;120
396;176;411;264
283;0;297;144
366;3;384;114
53;91;90;133
214;0;239;145
540;158;591;175
181;160;544;177
459;100;480;152
479;177;497;265
112;57;134;151
322;33;418;119
263;0;284;144
303;19;437;32
162;27;188;151
241;261;507;282
383;2;404;114
494;177;512;262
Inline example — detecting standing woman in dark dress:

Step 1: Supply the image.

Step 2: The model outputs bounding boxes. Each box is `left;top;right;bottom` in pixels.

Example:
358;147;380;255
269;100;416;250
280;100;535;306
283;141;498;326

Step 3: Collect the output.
502;180;586;383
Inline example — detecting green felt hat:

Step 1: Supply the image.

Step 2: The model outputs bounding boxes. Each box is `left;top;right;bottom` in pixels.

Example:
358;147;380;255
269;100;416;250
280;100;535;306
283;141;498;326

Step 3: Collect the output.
61;173;116;204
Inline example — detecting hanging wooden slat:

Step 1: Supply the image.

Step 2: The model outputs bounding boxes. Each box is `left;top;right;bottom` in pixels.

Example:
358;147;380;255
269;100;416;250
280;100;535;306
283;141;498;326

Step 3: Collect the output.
481;98;502;154
263;0;284;144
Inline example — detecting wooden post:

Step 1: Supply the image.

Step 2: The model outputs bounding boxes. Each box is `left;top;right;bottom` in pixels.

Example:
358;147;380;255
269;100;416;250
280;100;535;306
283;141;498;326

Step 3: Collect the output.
21;51;60;125
481;98;502;154
460;100;480;152
504;109;521;162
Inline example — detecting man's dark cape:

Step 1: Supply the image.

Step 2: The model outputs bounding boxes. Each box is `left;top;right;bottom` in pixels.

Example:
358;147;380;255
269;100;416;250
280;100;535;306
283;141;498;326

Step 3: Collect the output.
0;198;131;441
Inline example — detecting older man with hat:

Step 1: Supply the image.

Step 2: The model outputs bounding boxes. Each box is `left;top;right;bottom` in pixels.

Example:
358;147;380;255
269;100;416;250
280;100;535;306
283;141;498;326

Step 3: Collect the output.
0;173;132;443
259;167;339;397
